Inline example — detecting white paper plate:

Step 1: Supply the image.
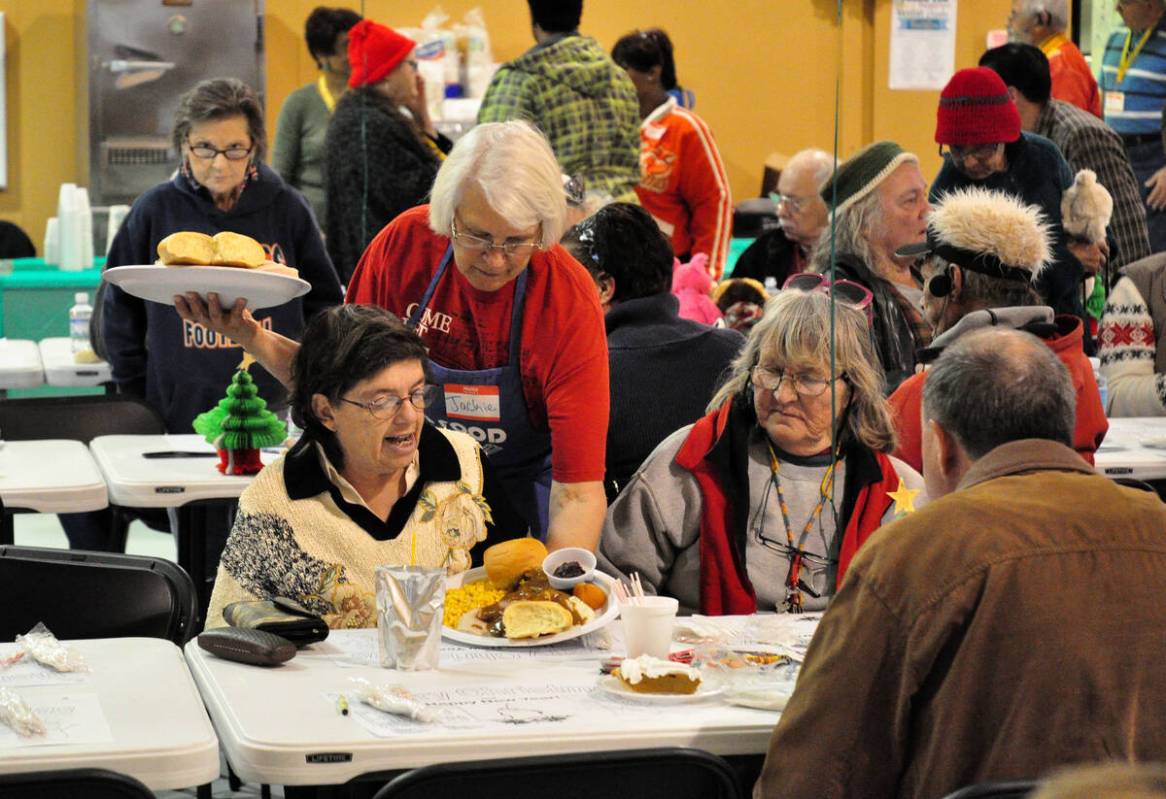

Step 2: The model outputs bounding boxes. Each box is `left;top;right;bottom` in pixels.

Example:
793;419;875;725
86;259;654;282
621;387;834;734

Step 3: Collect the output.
442;566;618;648
103;264;310;311
597;675;724;704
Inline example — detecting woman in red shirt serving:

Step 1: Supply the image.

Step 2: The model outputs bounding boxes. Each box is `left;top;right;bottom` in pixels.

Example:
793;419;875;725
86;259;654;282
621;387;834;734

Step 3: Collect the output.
176;121;610;551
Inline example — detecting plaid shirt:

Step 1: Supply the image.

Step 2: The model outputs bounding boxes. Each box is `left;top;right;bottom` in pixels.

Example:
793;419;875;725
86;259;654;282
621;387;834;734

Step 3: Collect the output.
478;34;640;198
1036;99;1151;271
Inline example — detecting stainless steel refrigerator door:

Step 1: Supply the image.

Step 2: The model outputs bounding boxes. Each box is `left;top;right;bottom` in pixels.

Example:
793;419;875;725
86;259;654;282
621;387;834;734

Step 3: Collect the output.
87;0;265;206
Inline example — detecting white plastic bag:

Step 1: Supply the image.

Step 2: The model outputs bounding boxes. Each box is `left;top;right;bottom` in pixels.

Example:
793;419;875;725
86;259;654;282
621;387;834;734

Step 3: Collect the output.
0;686;46;737
350;677;436;723
455;7;495;98
16;622;88;673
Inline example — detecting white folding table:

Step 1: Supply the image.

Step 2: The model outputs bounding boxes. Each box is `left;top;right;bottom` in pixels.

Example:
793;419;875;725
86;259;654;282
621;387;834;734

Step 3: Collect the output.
89;434;274;616
0;637;219;791
185;616;814;789
1094;417;1166;481
36;337;111;387
0;439;109;544
0;339;43;391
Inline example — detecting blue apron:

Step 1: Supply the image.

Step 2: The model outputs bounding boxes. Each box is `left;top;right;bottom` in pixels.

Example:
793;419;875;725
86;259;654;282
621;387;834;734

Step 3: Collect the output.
407;246;553;540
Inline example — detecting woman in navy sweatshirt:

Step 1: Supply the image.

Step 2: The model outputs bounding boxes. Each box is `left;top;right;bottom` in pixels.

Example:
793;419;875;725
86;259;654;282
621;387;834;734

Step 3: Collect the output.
99;78;343;434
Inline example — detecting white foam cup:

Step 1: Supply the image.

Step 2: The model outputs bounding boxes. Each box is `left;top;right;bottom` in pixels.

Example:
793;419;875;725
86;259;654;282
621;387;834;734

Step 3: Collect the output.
621;595;679;659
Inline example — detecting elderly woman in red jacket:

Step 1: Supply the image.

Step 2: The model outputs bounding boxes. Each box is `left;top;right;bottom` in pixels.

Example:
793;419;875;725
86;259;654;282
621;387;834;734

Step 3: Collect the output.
599;287;924;615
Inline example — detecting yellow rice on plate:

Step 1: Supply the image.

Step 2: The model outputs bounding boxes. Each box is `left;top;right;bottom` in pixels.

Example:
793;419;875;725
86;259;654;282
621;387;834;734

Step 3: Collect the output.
443;579;506;628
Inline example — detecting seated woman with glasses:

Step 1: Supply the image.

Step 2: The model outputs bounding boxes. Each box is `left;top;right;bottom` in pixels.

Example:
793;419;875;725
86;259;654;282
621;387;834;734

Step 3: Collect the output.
205;305;524;629
598;289;924;615
177;120;610;554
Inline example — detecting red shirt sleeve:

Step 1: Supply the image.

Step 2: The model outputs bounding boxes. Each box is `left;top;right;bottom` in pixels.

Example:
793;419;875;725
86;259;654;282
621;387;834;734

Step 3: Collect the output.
521;247;609;483
676;111;732;280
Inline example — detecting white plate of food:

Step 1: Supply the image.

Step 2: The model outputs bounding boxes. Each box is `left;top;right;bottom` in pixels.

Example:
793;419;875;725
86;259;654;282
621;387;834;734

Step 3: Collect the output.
103;264;310;311
597;675;724;705
442;565;618;648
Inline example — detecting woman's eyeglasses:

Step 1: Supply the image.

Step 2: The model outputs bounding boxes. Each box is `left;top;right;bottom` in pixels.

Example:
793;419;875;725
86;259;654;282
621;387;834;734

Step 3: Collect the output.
781;273;874;321
940;142;1004;165
187;140;253;161
451;218;541;257
752;365;845;398
339;385;436;420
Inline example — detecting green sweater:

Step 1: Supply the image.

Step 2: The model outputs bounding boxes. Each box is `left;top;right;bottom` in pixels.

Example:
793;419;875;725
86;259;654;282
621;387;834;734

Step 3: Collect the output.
478;34;640;198
271;82;330;227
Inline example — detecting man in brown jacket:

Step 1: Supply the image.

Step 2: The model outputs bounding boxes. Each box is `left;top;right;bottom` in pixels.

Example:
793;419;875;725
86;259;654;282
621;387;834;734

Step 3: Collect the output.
754;328;1166;799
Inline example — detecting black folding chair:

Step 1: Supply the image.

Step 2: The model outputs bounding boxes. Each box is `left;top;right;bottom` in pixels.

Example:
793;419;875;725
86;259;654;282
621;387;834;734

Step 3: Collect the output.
941;780;1040;799
372;748;744;799
0;394;167;548
0;767;153;798
0;545;196;645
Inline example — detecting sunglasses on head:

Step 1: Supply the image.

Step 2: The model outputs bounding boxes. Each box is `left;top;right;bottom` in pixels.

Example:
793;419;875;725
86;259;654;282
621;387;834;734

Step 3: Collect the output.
782;273;874;321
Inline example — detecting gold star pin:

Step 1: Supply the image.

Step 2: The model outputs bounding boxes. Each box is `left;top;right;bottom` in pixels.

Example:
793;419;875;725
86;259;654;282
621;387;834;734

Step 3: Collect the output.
237;352;256;372
888;479;920;515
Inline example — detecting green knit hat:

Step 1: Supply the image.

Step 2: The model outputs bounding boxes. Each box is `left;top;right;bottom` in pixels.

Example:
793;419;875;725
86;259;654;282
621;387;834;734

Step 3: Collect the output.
820;141;919;214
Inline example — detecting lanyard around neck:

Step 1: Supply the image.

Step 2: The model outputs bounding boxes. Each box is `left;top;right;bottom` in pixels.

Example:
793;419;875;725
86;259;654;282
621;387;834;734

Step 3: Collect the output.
1118;25;1157;83
318;75;337;113
766;441;837;553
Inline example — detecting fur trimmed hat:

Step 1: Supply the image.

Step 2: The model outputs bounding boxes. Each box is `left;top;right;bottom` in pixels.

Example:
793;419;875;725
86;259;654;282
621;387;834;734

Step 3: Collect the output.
906;186;1050;282
347;19;416;89
820;141;919;214
935;67;1022;146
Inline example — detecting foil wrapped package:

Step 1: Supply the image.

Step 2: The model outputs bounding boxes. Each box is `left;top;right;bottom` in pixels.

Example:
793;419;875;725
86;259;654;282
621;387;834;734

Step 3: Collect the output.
376;565;445;670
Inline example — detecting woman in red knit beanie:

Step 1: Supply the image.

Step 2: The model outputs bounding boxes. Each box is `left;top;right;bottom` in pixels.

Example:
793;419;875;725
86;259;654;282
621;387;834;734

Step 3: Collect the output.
323;19;453;283
930;66;1092;346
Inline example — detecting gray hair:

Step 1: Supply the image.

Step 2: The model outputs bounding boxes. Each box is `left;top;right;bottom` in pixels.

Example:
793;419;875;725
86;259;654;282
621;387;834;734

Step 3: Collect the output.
290;305;429;471
428;120;568;248
960;268;1042;309
923;254;1042;310
710;289;898;453
922;328;1074;459
172;78;267;162
1015;0;1068;31
785;148;835;190
809;189;885;277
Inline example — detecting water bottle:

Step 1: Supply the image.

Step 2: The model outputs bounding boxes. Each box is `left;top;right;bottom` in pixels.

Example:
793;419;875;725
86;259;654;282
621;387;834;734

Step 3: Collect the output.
1089;357;1108;415
69;292;93;354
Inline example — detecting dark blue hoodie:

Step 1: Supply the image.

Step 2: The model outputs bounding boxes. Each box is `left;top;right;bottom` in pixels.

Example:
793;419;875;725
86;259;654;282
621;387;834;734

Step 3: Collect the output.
101;163;343;432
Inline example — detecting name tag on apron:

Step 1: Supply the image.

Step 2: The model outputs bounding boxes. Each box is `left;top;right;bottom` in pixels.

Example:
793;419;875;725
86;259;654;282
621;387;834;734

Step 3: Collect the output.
443;384;502;422
1105;91;1125;116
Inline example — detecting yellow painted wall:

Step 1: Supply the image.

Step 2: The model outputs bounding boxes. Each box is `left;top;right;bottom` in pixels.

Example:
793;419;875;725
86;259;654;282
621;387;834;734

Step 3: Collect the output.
2;0;1011;255
873;0;1013;181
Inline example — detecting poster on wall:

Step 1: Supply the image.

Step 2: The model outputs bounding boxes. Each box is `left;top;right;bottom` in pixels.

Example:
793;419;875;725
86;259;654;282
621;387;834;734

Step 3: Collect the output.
889;0;957;90
0;12;6;190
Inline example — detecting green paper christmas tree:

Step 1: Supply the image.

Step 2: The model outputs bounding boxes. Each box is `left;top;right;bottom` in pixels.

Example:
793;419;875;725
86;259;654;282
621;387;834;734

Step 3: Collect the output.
192;354;286;475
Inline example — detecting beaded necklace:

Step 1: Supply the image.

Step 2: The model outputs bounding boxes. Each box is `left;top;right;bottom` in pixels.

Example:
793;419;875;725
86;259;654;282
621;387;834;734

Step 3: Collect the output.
766;441;837;613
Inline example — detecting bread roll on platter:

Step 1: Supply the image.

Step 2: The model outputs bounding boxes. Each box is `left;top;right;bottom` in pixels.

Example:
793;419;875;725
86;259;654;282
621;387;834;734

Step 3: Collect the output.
211;231;266;268
157;232;215;265
156;231;268;269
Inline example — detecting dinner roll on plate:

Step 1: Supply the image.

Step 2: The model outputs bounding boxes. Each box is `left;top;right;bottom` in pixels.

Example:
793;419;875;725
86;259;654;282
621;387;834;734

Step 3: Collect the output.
157;231;215;265
211;231;266;268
